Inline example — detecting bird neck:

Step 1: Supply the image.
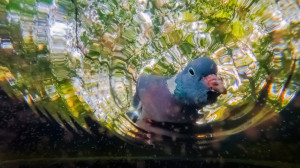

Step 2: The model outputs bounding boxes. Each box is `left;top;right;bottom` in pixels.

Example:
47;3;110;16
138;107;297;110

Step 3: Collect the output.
166;74;177;95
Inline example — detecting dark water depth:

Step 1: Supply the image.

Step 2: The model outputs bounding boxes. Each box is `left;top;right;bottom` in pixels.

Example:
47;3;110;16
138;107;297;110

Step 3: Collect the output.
1;87;300;167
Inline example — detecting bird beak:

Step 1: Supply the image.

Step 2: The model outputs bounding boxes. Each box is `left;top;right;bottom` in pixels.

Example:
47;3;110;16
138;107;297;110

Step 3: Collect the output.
203;74;227;94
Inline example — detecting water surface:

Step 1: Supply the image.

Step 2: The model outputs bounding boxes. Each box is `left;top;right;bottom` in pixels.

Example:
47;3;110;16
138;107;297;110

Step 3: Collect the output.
0;0;299;150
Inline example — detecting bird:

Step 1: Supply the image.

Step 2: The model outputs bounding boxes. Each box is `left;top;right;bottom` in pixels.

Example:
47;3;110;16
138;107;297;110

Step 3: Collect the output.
130;57;227;128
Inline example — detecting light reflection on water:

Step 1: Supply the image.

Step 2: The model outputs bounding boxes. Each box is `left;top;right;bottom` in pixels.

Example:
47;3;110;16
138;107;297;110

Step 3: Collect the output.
0;0;299;146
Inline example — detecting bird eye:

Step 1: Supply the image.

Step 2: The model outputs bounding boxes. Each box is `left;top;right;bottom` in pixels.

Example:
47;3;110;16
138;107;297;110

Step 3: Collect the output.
189;68;195;76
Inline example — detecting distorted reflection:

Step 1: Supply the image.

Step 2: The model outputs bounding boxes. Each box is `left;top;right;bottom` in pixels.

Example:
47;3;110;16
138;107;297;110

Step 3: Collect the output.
0;0;299;146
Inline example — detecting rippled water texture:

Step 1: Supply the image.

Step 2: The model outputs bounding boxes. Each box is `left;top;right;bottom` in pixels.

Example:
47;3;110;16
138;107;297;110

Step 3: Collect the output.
0;0;299;145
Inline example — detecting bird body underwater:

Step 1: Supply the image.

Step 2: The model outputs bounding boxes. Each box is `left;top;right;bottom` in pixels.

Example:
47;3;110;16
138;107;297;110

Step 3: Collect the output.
131;57;227;125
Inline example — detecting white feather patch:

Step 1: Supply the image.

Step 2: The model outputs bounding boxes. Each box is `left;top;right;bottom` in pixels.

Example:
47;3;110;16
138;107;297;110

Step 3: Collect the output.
167;75;177;95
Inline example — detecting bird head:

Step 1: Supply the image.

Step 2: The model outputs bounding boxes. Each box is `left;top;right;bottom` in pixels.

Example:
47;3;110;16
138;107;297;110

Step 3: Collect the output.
169;57;226;107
